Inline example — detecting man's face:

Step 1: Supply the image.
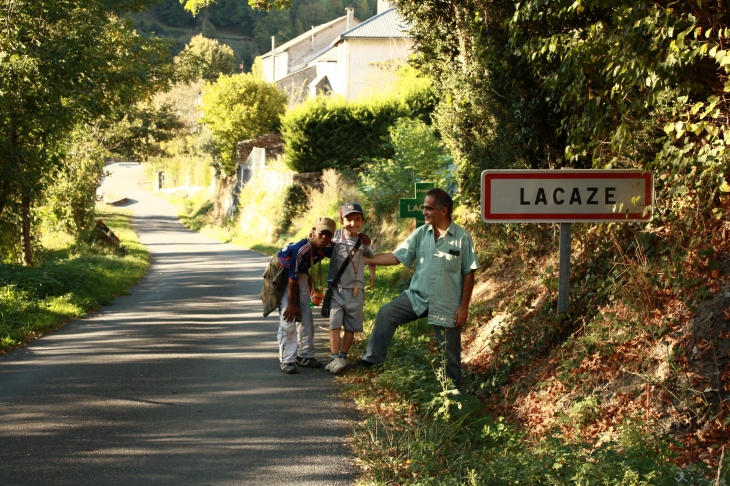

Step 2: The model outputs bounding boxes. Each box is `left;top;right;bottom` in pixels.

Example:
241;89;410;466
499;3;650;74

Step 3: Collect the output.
341;212;364;236
313;230;333;248
422;195;449;226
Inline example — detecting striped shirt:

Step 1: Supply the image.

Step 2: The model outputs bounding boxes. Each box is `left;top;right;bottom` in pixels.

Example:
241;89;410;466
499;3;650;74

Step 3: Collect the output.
277;238;333;282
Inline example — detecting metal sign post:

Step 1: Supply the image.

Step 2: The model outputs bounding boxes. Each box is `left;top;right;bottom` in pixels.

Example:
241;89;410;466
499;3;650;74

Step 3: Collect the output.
481;169;654;314
399;182;434;227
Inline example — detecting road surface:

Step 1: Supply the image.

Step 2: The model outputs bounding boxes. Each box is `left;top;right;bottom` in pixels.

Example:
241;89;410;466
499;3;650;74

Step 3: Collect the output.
0;162;357;485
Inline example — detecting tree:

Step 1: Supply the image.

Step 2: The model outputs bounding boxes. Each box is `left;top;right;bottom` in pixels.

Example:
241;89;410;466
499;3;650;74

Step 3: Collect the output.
182;0;292;14
175;34;236;82
396;0;730;213
200;73;287;174
0;0;173;265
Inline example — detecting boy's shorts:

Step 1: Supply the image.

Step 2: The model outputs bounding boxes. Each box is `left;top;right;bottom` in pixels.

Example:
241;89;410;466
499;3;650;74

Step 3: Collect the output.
329;287;365;333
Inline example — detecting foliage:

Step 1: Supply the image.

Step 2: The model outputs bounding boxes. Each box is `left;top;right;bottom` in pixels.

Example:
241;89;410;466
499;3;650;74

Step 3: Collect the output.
0;0;173;265
104;102;186;162
288;169;365;239
36;126;108;235
0;207;149;350
144;155;213;188
201;18;217;38
399;0;730;216
281;79;436;173
200;73;287;175
361;118;454;218
154;0;198;27
340;264;725;485
175;34;236;82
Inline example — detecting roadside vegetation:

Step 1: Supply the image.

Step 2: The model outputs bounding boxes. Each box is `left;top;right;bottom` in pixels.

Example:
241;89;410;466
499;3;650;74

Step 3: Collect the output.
0;207;149;352
5;0;730;484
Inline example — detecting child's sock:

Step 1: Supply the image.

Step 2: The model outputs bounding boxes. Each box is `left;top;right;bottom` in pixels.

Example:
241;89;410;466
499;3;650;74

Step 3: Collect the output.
331;354;339;361
338;352;348;359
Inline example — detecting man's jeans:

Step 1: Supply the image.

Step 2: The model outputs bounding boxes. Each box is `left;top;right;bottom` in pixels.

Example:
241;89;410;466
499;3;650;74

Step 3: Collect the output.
362;292;462;388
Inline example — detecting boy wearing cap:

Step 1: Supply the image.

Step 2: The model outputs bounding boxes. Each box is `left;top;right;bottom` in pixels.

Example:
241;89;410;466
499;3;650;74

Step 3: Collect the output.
325;203;376;375
277;217;336;374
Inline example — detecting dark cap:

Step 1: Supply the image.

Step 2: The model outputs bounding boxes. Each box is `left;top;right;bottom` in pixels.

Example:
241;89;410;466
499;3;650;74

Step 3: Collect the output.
340;203;364;219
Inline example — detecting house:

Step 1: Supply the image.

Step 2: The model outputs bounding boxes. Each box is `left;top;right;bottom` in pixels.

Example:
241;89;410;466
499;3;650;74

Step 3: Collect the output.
308;1;414;100
259;9;361;105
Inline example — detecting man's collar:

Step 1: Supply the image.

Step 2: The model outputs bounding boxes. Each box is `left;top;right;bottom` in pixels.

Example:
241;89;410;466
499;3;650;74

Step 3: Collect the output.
426;220;455;236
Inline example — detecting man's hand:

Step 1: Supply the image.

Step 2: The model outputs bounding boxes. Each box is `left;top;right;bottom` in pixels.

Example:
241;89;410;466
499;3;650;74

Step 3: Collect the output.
359;233;371;247
453;304;469;328
283;303;300;322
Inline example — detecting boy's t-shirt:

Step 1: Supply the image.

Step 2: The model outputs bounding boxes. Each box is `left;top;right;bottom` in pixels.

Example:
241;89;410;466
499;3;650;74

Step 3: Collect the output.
327;229;374;289
278;238;333;282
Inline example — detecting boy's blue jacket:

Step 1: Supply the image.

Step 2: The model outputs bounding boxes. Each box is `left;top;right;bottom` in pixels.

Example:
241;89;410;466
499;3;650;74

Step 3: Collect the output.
277;239;333;282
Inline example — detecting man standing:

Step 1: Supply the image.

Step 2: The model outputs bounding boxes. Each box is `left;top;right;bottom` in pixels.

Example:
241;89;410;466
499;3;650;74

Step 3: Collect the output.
360;188;479;389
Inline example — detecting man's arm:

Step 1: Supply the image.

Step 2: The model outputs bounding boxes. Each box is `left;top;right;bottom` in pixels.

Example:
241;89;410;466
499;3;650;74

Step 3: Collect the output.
282;279;300;322
364;253;400;266
453;270;475;328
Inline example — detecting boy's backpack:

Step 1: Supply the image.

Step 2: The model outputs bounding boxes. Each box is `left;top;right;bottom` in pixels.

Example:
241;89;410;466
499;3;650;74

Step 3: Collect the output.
260;255;289;317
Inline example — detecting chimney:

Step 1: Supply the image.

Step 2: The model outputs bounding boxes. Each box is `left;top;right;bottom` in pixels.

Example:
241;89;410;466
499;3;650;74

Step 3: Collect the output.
377;0;391;14
346;7;354;30
271;36;276;81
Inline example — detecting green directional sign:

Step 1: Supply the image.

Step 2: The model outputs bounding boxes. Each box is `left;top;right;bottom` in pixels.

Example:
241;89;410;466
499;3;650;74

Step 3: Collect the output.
399;182;434;227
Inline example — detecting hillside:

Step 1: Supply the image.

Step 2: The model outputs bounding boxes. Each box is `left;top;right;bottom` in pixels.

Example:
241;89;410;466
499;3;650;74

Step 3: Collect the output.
133;0;376;71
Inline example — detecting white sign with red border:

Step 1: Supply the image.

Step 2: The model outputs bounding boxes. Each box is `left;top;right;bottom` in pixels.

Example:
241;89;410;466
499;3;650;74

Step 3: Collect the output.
481;169;654;223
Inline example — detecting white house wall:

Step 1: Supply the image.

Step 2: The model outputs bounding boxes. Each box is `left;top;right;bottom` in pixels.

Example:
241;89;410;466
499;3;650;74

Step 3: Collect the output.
313;61;344;95
262;57;275;82
345;37;414;100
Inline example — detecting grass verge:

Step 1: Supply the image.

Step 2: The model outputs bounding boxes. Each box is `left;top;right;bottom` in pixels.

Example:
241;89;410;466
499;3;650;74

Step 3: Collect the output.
341;267;729;485
0;205;149;352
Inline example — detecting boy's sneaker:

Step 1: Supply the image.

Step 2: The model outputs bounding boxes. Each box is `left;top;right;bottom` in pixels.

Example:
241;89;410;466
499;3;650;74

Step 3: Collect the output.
281;362;298;374
329;357;348;375
295;357;323;368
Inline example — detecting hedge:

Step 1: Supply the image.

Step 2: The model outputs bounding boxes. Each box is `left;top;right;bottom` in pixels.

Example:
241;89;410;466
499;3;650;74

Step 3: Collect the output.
281;86;435;173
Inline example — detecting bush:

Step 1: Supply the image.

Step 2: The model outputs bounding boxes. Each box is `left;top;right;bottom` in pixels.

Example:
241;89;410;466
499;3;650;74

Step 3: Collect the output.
361;118;454;218
144;155;212;188
280;82;436;173
200;73;287;175
287;169;365;240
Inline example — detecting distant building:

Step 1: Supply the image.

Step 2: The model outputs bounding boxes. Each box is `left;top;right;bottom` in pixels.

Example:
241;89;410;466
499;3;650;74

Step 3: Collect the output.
307;2;414;100
259;9;360;105
259;1;413;105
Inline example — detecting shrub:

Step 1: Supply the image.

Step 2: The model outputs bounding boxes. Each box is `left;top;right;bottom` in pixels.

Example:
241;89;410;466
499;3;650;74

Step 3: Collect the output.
280;81;436;173
361;118;454;219
201;73;287;175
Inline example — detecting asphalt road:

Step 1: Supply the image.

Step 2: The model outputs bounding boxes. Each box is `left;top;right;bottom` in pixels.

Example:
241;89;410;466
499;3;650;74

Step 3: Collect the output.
0;162;357;485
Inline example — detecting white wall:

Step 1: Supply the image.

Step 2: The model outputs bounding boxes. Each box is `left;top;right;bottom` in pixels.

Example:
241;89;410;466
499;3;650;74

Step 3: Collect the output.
344;37;414;100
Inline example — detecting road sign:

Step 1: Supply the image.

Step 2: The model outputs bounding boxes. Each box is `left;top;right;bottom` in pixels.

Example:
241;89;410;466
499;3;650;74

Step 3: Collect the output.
399;182;434;226
481;169;654;223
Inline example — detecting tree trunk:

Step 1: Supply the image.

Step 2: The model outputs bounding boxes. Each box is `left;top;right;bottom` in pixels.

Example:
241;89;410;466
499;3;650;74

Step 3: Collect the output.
20;194;32;266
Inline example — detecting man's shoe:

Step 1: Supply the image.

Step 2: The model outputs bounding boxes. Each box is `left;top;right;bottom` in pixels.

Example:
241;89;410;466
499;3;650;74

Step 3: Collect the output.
329;356;348;375
295;357;323;368
356;359;375;369
281;362;298;374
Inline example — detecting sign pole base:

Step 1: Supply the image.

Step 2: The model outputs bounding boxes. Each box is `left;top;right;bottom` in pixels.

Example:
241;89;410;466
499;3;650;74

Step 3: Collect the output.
557;222;571;314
